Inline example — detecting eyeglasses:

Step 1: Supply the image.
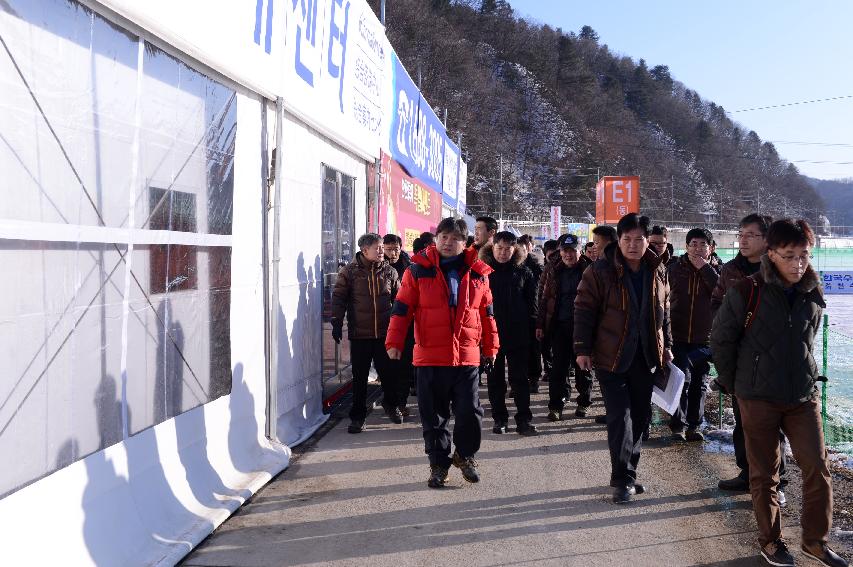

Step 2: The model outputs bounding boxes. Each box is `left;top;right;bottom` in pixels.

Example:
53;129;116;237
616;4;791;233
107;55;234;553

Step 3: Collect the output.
773;252;813;266
737;232;764;240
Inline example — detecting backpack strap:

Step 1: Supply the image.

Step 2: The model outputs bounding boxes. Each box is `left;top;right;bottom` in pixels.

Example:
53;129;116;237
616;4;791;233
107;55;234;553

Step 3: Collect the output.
742;277;763;331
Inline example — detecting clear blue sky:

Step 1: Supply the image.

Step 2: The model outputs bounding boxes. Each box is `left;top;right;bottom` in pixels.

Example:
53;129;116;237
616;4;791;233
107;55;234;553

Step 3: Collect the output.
508;0;853;181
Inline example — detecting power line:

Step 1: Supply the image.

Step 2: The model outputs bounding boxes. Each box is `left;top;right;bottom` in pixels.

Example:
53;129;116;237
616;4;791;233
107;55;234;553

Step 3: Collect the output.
729;95;853;113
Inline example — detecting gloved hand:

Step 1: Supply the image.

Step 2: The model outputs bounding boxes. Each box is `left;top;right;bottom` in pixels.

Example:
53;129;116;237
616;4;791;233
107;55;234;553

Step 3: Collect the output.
332;325;342;344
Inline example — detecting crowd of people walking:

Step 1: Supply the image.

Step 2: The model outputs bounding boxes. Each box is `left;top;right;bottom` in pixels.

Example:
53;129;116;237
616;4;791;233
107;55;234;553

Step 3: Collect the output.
330;211;844;567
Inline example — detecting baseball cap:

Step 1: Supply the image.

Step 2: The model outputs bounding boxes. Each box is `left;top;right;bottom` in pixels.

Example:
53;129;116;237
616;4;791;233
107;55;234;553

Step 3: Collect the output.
558;234;579;250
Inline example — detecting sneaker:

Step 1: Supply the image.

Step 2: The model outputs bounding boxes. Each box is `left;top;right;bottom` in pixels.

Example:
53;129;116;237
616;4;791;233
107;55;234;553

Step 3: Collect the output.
547;409;562;422
686;428;705;442
802;542;849;567
718;475;750;492
777;489;787;508
399;406;410;418
492;419;509;434
671;429;687;442
347;419;364;434
452;451;480;483
760;539;795;567
387;407;403;424
595;414;608;424
517;422;539;436
427;465;449;489
575;405;590;418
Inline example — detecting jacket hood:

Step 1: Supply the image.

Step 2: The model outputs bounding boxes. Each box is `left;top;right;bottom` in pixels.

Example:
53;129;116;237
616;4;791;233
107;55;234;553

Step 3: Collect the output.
478;242;524;267
412;244;494;276
759;254;821;294
355;251;389;270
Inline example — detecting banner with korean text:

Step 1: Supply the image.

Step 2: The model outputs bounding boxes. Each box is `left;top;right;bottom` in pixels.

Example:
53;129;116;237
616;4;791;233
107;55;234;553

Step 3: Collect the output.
378;152;442;251
550;206;561;239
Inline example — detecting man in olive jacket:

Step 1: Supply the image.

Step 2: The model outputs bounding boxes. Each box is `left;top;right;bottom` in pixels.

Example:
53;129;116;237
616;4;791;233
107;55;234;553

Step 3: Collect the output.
711;219;844;567
574;214;673;504
332;233;400;433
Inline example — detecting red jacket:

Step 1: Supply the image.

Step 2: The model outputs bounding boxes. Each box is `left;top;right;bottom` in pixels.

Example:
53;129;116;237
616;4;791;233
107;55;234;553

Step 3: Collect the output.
386;245;499;366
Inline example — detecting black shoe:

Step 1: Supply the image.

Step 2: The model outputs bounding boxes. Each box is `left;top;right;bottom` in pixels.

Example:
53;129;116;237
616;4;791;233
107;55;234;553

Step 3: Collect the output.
718;475;750;492
671;429;687;442
452;451;480;483
530;383;540;394
427;465;449;489
399;405;410;418
517;422;539;436
492;420;509;434
608;480;645;495
760;539;795;567
410;386;417;397
547;409;562;422
347;419;364;434
575;405;589;418
595;414;607;424
802;542;849;567
387;407;403;424
613;486;633;504
686;428;705;442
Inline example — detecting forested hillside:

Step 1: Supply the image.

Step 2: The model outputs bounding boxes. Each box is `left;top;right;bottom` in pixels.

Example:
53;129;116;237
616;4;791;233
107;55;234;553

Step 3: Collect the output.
807;177;853;234
372;0;825;226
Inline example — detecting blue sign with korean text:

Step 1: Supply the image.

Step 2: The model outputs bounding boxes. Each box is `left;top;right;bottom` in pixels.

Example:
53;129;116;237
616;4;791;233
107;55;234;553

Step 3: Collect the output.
390;52;450;197
821;271;853;294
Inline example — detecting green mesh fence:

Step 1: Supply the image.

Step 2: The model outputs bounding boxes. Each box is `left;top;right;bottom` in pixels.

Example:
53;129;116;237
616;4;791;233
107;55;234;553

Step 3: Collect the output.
821;322;853;451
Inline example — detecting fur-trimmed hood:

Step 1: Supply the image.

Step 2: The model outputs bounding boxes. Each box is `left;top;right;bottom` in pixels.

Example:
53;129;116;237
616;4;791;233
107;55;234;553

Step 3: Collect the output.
759;253;821;294
479;242;525;267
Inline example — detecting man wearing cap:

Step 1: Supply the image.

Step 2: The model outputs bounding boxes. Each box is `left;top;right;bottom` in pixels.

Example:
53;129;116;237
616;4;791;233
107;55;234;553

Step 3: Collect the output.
536;234;593;420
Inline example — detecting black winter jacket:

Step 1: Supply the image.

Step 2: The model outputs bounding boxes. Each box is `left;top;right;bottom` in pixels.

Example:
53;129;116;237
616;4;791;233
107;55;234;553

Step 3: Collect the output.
480;244;538;349
710;255;825;404
390;250;411;281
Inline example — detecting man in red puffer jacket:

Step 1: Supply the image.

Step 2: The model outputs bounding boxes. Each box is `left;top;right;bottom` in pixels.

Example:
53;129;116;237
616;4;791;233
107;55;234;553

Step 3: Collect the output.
386;217;499;489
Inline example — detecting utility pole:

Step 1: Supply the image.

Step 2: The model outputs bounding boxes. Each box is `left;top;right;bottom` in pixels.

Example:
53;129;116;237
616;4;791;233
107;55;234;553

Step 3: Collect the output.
380;0;386;25
499;154;503;225
670;175;674;223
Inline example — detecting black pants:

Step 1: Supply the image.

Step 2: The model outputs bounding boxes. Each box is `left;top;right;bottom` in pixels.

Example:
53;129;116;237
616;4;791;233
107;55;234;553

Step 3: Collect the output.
549;322;592;411
349;338;397;421
417;366;483;468
541;334;553;381
733;396;789;488
528;325;542;384
598;353;654;488
670;342;711;431
387;334;414;409
487;347;532;426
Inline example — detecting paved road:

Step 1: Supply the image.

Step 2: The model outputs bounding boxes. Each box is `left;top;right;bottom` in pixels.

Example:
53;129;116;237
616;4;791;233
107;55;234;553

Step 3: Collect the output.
183;385;778;566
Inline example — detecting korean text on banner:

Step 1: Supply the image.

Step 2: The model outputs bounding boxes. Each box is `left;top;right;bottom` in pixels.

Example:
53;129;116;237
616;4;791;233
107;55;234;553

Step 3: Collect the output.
282;0;389;159
821;272;853;294
596;176;640;224
457;159;468;214
378;152;442;251
390;52;449;195
442;140;460;210
550;206;561;240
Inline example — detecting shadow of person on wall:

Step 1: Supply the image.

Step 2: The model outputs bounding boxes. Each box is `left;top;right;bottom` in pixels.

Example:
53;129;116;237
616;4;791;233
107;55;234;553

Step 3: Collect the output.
154;299;184;425
227;361;281;475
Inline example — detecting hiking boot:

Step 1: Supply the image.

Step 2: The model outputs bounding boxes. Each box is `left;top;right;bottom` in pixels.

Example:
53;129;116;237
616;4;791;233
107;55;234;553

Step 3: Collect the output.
452;451;480;483
387;407;403;424
575;404;590;418
760;539;795;567
671;429;687;442
802;542;849;567
777;489;787;508
718;475;750;492
686;428;705;442
492;419;509;434
347;419;364;434
427;465;449;489
517;422;539;436
547;409;562;422
399;405;410;418
595;414;608;424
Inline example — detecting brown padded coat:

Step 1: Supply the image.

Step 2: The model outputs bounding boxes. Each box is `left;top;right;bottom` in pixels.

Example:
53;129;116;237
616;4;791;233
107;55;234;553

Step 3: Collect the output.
668;253;719;345
573;244;672;372
331;253;400;339
710;253;757;317
536;253;592;334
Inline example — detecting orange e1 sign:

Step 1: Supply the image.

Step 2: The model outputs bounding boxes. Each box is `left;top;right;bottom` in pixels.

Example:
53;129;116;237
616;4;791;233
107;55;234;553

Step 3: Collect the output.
596;176;639;224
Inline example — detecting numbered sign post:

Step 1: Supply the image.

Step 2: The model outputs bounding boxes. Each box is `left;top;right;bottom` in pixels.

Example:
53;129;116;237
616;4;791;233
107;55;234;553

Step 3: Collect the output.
596;176;640;224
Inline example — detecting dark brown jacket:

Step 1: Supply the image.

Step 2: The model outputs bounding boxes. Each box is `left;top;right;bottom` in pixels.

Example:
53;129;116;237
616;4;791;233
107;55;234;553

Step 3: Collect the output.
668;254;719;345
573;244;672;372
536;253;591;334
711;253;760;317
331;253;399;339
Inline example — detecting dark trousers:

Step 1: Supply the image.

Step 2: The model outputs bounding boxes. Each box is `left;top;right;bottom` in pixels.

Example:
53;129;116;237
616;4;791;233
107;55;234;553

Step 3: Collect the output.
739;398;832;548
549;322;592;411
349;338;395;421
487;347;532;425
669;342;711;431
733;396;788;488
528;326;542;384
541;335;553;381
417;366;483;468
598;353;654;487
387;335;414;409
